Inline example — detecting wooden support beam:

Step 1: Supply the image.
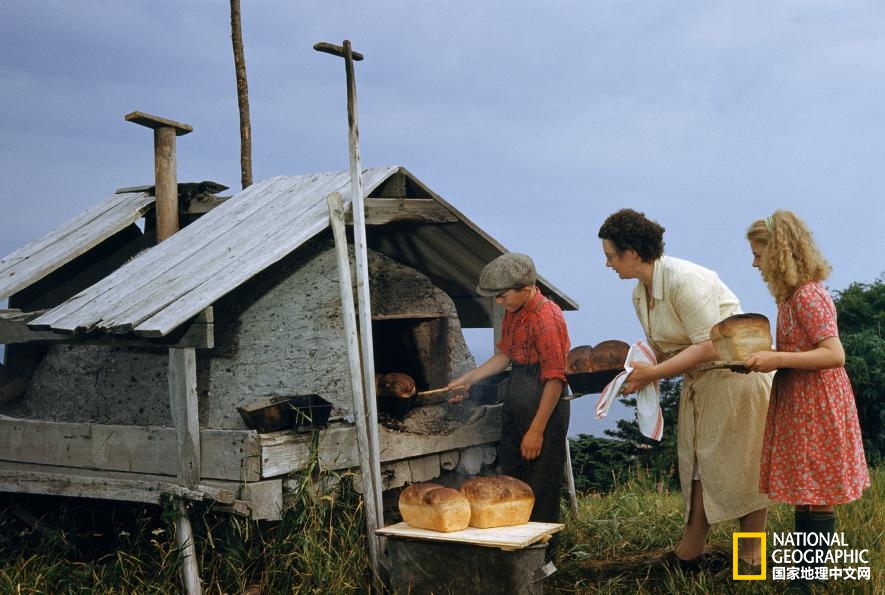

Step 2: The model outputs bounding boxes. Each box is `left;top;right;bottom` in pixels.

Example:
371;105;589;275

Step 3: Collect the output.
259;405;502;478
174;499;202;595
0;469;237;505
169;348;200;485
362;198;458;225
1;308;213;348
0;418;260;482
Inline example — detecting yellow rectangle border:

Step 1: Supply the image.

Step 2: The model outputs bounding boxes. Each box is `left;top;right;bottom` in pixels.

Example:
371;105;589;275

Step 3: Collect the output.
733;532;767;580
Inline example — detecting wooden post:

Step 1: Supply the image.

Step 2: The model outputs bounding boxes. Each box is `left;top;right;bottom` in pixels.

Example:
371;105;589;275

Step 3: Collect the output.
174;499;202;594
563;437;579;516
314;40;385;552
326;192;383;581
169;347;200;485
125;111;193;242
127;110;201;595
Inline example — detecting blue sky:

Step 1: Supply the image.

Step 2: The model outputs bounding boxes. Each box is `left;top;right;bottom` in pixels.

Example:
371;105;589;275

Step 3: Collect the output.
2;1;883;434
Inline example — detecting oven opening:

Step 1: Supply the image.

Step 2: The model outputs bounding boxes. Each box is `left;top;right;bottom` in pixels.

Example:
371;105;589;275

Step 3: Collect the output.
372;314;450;391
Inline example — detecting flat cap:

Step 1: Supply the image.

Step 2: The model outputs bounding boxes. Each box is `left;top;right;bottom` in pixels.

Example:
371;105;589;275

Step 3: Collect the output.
476;252;537;296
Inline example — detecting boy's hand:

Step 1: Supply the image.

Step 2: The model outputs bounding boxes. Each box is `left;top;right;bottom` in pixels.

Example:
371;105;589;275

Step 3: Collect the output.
521;428;544;460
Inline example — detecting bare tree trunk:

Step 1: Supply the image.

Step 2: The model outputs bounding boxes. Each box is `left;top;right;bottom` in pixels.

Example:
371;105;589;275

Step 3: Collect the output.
230;0;253;189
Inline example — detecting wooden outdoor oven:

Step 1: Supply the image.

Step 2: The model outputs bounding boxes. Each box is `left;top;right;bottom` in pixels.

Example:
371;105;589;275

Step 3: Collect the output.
0;166;577;528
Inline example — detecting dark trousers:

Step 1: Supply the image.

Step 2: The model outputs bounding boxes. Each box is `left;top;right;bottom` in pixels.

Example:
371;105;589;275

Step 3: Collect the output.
498;364;570;524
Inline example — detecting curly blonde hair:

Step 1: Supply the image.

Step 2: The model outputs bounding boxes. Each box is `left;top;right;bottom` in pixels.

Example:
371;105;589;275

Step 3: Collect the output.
746;210;832;301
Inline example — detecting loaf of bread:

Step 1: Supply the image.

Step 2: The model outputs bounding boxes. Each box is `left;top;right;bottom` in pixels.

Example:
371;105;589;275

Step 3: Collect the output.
566;345;595;373
567;340;629;373
399;483;471;532
592;340;630;371
710;313;773;361
459;475;534;528
376;372;416;398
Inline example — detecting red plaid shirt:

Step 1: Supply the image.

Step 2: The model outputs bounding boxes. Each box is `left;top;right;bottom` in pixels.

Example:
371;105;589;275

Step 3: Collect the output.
496;287;570;383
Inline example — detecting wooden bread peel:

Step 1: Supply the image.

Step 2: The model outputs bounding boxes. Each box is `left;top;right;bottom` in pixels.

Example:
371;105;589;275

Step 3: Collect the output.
414;384;467;404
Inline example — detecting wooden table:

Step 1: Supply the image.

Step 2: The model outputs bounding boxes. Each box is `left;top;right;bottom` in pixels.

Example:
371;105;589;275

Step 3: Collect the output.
379;522;564;594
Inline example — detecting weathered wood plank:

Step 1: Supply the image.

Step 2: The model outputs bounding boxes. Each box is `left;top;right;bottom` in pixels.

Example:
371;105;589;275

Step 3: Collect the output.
0;460;244;493
29;177;295;331
376;521;564;551
0;308;213;348
240;480;283;521
129;200;332;336
169;348;200;484
32;168;399;336
0;468;237;505
260;406;501;478
41;179;328;334
127;171;399;336
0;192;154;299
0;419;260;482
363;198;458;225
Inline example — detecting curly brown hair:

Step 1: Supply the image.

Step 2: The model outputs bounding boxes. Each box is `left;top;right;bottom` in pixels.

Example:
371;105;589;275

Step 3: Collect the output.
746;210;832;301
597;208;665;262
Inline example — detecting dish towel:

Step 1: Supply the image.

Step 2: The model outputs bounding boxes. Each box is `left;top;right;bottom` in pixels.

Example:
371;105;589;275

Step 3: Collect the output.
595;340;664;441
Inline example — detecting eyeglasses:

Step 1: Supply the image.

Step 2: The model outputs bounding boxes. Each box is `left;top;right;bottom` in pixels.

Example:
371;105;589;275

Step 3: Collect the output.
495;288;515;299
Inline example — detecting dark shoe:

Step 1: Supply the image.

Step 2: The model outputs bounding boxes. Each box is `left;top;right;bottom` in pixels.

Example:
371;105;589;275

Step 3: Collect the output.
655;550;705;573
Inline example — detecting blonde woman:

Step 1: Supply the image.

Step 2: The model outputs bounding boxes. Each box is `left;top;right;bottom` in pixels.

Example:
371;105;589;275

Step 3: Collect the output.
746;211;869;591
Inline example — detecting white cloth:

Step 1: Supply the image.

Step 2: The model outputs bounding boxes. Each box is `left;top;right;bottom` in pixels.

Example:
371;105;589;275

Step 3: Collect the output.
595;340;664;441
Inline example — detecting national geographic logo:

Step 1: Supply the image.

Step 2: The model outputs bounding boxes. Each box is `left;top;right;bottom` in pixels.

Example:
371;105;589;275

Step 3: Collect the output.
733;532;766;580
733;531;872;582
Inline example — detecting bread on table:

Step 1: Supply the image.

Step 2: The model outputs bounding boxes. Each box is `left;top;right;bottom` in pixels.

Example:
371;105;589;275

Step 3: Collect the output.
459;475;535;528
376;372;416;398
709;313;773;361
567;340;629;373
399;483;471;532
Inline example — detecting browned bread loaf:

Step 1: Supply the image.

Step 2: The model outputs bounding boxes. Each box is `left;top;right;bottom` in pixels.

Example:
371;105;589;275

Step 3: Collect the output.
566;345;595;373
376;372;416;398
399;483;471;532
592;340;630;371
567;340;629;373
710;313;773;361
459;475;534;528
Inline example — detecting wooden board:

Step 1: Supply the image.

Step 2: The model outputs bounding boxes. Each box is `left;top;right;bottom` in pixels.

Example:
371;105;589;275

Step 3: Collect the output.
30;168;401;337
0;418;261;482
376;521;564;551
695;360;750;372
0;191;155;300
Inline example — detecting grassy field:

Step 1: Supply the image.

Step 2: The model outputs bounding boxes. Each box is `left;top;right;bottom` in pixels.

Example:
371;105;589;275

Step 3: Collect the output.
0;466;881;594
551;466;882;594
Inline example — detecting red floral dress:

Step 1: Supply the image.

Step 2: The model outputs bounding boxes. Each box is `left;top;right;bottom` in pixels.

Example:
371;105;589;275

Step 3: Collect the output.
759;282;870;504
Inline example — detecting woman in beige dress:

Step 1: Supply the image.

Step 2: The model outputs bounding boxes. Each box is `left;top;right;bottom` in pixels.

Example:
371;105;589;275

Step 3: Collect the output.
598;208;772;572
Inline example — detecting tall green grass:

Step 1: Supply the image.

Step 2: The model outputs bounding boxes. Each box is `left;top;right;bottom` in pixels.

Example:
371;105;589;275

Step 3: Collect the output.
1;467;881;593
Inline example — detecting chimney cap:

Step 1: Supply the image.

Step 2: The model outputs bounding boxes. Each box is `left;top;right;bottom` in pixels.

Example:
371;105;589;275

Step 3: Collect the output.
125;111;193;136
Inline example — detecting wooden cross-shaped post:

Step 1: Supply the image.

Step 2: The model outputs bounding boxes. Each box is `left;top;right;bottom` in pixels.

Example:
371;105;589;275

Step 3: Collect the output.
314;40;385;580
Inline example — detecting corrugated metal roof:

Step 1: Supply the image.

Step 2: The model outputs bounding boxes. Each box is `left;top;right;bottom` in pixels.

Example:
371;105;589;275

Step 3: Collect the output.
0;191;154;300
26;166;577;337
